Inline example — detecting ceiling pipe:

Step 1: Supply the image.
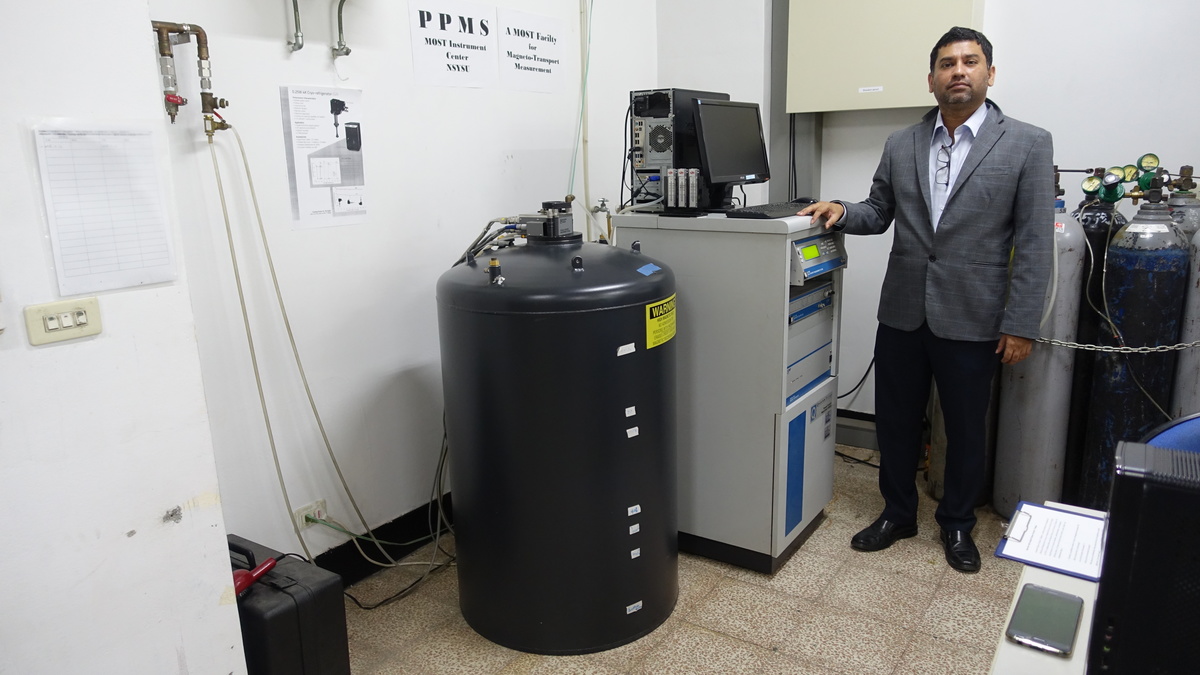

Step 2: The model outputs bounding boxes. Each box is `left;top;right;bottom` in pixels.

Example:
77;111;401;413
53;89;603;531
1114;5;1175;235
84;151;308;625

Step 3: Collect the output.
289;0;304;51
332;0;351;58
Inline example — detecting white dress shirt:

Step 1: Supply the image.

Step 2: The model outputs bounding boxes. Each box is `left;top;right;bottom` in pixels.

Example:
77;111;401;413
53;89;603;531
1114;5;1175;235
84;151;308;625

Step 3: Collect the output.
929;103;989;231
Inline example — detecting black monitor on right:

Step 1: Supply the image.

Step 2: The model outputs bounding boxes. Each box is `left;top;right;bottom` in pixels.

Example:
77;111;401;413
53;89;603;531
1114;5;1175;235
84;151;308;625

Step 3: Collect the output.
1088;420;1200;673
693;99;769;210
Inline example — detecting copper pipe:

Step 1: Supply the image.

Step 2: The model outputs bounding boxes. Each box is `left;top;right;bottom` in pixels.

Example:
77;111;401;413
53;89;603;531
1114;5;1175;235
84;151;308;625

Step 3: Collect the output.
201;92;229;115
150;20;222;123
184;23;209;60
152;23;174;57
150;21;209;60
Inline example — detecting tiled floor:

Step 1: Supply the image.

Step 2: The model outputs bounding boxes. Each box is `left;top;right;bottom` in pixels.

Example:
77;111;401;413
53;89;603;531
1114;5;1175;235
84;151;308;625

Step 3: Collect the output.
345;445;1022;674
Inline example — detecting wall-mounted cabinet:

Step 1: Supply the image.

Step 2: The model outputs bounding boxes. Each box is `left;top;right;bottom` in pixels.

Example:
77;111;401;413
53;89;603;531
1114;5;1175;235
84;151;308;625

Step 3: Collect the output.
786;0;985;113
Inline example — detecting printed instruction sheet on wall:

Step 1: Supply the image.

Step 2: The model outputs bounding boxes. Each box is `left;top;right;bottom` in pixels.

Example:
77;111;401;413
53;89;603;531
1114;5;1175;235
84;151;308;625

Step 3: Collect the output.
33;121;177;296
280;86;367;228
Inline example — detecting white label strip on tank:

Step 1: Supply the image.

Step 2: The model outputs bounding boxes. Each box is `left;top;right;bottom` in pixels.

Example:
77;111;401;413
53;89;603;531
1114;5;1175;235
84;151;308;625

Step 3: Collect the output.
859;86;883;93
626;601;643;614
1128;223;1171;233
629;523;640;535
627;504;641;516
630;548;641;559
617;343;636;357
626;427;640;438
625;406;637;417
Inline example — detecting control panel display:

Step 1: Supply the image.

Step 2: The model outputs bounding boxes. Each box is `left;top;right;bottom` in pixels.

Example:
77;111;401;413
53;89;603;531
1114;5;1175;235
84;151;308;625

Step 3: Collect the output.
790;233;846;283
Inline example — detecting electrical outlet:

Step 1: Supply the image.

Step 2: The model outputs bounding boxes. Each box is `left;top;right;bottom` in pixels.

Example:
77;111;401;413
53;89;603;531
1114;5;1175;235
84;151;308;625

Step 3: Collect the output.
24;296;102;346
294;499;327;529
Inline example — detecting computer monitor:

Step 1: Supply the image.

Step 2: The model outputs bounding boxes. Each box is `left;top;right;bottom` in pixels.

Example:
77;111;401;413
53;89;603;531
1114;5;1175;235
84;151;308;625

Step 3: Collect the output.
693;99;770;194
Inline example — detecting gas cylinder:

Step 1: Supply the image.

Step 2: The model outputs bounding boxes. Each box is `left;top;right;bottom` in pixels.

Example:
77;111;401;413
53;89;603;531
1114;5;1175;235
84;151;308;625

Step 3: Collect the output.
1172;226;1200;418
1168;190;1200;240
437;201;678;654
1079;191;1190;509
1062;183;1128;503
994;202;1085;518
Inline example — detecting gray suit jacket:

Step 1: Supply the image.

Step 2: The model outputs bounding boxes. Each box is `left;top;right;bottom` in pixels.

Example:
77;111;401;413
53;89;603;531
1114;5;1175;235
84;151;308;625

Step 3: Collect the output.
839;100;1054;342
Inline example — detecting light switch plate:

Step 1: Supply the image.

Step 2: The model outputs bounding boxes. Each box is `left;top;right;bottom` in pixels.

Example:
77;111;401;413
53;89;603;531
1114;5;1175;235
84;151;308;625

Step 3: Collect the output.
24;297;102;346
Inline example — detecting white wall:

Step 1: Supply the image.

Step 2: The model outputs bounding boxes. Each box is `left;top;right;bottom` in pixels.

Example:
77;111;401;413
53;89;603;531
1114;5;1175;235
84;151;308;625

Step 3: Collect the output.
584;1;659;232
153;0;658;558
821;0;1200;414
0;0;656;669
0;2;244;673
657;0;773;207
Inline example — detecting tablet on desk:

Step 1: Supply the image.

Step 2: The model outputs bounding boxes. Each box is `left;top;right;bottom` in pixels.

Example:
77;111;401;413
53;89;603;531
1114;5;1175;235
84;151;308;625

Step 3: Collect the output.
1005;583;1084;657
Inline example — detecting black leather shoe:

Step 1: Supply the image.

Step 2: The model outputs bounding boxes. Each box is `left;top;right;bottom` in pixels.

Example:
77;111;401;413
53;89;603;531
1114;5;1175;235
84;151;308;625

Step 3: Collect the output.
940;529;981;573
851;517;918;552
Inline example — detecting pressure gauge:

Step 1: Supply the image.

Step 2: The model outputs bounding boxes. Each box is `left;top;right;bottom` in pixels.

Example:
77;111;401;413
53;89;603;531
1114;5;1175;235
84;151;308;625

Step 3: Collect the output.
1122;165;1139;182
1107;167;1126;180
1138;153;1160;172
1081;175;1102;195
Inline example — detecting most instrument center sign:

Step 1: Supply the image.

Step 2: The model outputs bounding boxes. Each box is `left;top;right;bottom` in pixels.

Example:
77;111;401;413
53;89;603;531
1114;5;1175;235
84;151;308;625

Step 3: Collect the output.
408;1;567;92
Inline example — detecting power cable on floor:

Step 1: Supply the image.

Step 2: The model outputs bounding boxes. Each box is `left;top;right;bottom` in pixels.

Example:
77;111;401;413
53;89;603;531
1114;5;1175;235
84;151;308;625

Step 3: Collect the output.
341;420;456;610
835;449;880;469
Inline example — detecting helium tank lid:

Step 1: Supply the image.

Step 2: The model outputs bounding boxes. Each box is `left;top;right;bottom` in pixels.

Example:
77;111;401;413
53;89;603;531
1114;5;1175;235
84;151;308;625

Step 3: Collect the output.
438;239;672;313
438;200;673;314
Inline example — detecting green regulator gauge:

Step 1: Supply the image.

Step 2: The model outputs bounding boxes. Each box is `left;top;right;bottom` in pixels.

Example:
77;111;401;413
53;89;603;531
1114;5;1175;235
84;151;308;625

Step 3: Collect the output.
1138;153;1160;172
1098;171;1125;203
1122;165;1139;182
1107;166;1126;180
1139;170;1158;191
1081;175;1102;195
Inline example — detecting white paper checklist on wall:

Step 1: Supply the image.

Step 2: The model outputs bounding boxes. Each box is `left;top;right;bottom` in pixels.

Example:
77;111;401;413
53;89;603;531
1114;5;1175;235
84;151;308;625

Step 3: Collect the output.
34;121;177;296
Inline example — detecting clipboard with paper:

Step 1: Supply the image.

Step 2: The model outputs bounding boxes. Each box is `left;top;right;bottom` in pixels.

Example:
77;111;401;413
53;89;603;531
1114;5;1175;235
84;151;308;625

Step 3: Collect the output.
995;501;1107;581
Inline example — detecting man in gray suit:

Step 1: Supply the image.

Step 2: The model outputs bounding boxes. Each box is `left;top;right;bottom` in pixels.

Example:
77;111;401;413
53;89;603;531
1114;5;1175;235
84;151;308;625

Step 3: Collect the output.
800;27;1053;573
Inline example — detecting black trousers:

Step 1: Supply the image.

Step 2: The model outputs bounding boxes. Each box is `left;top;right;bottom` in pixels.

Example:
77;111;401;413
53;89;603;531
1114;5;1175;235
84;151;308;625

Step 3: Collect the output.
874;322;999;533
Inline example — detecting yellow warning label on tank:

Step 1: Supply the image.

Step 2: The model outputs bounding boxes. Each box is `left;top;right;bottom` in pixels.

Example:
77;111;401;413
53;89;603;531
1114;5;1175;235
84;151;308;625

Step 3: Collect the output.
646;294;677;349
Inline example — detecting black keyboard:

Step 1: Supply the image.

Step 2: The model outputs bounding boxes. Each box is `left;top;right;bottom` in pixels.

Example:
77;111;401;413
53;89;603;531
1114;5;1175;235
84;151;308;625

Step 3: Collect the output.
725;199;816;220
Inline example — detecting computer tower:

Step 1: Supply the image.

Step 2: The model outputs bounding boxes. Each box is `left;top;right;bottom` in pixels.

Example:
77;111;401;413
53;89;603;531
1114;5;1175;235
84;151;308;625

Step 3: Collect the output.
1087;441;1200;673
629;88;728;211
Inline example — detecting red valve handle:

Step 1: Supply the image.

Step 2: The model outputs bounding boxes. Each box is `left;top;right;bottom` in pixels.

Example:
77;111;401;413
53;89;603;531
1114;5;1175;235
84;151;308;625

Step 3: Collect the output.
232;557;277;595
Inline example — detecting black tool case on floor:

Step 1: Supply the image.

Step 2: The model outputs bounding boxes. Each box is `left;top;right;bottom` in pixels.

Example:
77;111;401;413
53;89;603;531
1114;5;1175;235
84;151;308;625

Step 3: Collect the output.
228;534;351;675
